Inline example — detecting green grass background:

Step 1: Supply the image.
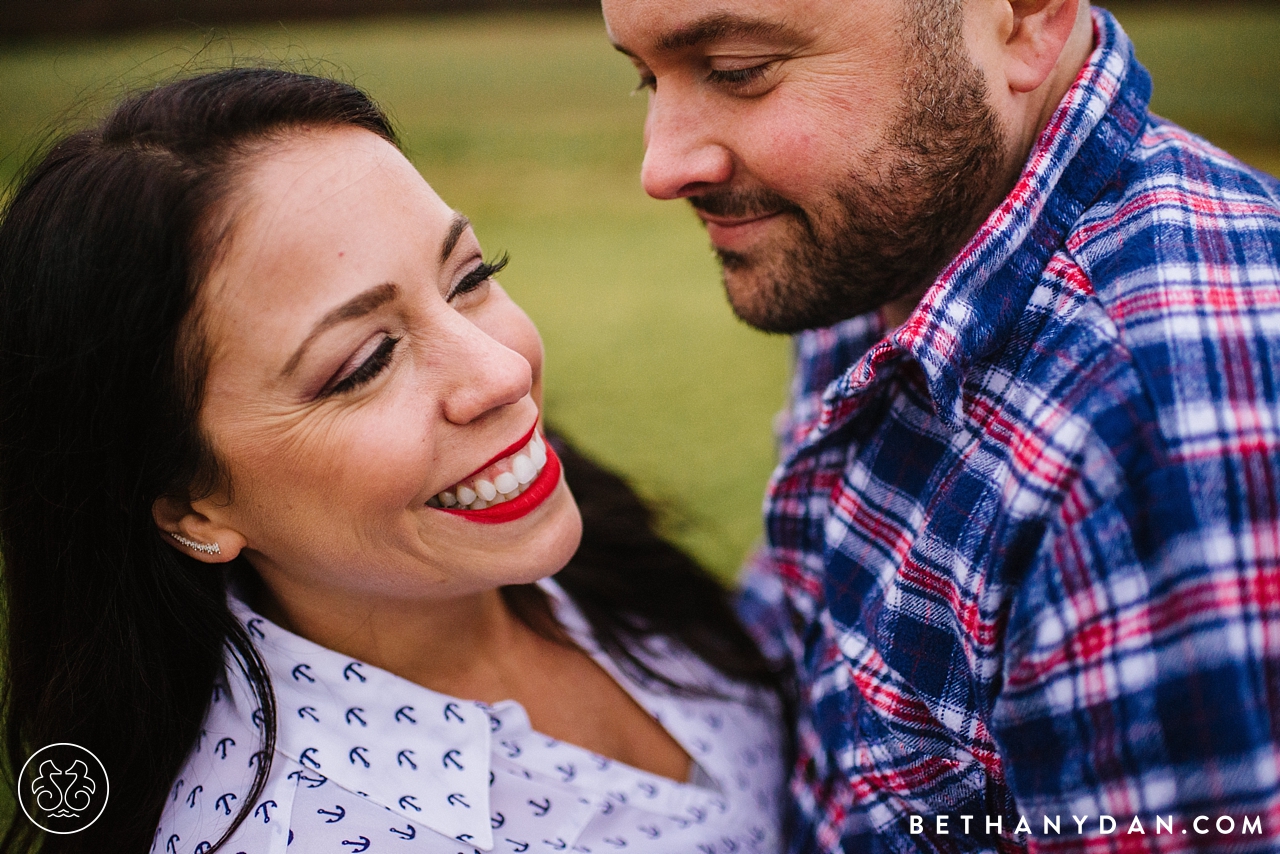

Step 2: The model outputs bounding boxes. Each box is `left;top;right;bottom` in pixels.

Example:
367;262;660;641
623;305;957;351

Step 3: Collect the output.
0;3;1277;579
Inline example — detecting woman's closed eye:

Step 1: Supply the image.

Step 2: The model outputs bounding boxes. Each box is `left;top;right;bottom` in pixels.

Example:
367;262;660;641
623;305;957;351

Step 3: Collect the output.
317;253;508;399
448;253;509;302
324;334;400;397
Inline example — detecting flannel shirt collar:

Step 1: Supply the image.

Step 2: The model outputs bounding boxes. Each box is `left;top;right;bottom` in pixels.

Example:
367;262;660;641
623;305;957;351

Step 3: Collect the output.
811;8;1151;440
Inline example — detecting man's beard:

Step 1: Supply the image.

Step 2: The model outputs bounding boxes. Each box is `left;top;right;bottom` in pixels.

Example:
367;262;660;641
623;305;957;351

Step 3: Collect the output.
694;15;1015;334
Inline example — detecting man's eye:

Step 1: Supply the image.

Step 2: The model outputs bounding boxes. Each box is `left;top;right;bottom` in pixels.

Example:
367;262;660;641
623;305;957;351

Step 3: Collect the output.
633;72;657;93
707;63;773;90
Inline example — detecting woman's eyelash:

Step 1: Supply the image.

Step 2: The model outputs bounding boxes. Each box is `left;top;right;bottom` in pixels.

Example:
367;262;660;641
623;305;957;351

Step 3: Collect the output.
326;335;400;397
449;253;509;300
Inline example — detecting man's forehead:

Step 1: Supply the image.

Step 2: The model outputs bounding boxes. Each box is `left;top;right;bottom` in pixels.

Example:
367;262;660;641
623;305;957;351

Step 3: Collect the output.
603;0;824;54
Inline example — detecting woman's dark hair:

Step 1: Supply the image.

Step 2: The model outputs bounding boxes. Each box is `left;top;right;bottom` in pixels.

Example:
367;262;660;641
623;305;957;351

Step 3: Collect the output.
534;432;782;698
0;68;782;854
0;68;399;853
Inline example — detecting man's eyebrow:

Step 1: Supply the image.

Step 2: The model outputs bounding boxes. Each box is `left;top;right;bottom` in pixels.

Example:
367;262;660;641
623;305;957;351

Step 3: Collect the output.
653;14;802;53
281;282;399;378
440;213;471;264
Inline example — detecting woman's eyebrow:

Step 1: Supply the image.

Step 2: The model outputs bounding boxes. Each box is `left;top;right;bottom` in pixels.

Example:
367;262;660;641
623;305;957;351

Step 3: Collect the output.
280;281;400;378
440;212;471;264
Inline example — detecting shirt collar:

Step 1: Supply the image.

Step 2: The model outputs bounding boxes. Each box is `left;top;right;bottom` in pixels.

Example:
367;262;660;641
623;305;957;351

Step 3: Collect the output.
533;580;755;807
809;8;1150;439
228;596;498;849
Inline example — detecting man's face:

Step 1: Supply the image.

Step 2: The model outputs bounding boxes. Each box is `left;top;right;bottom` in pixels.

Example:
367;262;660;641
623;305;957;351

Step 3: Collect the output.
604;0;1016;333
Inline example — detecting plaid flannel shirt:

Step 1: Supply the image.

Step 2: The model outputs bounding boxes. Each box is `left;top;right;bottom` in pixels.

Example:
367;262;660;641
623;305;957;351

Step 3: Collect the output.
739;9;1280;853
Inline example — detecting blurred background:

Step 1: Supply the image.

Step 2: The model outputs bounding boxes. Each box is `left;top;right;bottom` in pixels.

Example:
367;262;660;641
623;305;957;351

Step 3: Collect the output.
0;1;1277;579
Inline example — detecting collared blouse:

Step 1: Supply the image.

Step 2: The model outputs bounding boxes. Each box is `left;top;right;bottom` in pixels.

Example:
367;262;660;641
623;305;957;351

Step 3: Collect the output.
152;578;785;854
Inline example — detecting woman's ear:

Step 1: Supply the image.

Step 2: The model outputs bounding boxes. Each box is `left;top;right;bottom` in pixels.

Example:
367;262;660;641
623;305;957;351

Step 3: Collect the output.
152;494;246;564
1000;0;1088;93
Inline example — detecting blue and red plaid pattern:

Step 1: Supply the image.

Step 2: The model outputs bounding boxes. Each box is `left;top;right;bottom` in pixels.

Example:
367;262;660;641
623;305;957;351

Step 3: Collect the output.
740;9;1280;853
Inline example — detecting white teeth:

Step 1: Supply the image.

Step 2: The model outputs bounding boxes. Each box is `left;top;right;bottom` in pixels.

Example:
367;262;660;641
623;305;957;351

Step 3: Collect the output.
512;454;535;485
433;431;551;511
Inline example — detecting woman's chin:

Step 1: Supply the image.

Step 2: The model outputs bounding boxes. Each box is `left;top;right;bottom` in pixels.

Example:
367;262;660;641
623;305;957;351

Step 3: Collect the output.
497;477;584;583
422;472;583;588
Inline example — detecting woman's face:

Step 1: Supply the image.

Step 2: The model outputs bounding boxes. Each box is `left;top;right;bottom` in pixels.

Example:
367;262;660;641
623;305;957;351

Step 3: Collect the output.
186;126;582;609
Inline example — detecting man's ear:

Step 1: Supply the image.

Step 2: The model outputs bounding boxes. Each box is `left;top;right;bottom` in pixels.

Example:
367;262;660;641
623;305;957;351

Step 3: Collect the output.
152;494;246;564
1001;0;1088;93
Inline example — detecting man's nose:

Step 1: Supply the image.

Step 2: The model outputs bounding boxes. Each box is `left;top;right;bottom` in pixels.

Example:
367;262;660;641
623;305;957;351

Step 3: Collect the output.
640;90;734;200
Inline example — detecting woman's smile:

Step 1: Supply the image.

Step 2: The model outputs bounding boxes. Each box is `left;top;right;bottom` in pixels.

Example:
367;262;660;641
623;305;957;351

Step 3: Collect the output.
430;425;561;522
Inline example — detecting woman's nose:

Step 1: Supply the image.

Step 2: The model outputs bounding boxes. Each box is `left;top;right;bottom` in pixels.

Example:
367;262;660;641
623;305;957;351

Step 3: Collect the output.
640;89;735;201
439;320;533;426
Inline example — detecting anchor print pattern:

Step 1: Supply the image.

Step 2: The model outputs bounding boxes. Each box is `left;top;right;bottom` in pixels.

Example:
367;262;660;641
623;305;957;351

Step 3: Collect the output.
151;580;784;853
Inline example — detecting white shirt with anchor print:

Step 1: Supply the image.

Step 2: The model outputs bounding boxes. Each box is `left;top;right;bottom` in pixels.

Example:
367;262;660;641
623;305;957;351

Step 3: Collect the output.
151;578;785;854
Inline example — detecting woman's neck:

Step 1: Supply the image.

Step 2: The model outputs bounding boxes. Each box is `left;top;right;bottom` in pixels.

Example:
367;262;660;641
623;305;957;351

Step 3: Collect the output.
244;570;695;782
249;576;539;699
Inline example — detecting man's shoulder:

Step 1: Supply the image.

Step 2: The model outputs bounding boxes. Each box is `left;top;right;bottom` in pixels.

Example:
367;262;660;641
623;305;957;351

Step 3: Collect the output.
1010;119;1280;515
1063;117;1280;398
1070;115;1280;295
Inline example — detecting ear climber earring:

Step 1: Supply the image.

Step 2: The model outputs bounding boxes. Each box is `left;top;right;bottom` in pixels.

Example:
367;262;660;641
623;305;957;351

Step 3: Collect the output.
169;532;222;556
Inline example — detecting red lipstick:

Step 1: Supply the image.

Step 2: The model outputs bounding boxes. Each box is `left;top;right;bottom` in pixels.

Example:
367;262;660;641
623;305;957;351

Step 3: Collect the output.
461;423;539;482
439;435;562;525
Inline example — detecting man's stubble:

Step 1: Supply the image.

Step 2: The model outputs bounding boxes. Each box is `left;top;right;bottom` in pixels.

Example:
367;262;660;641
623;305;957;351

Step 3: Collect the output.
698;2;1017;334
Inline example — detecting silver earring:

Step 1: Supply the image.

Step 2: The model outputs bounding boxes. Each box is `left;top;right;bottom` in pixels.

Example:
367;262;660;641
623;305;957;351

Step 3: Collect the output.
169;532;222;556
